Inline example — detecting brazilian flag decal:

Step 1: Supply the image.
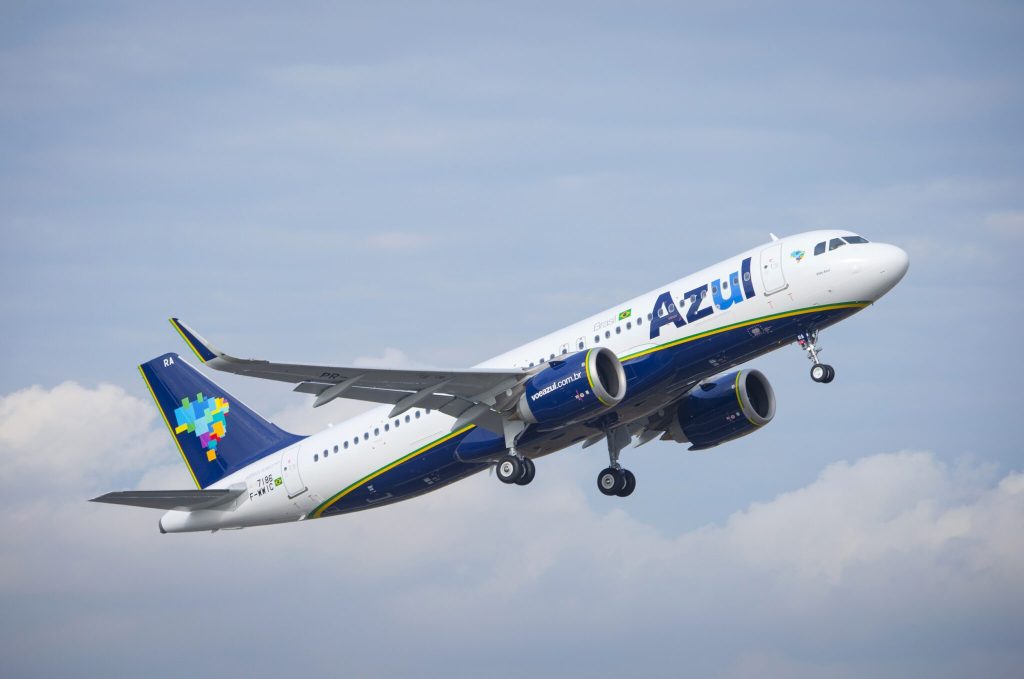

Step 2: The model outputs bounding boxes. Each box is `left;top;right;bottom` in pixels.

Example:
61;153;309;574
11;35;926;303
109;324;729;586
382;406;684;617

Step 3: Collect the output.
618;308;632;321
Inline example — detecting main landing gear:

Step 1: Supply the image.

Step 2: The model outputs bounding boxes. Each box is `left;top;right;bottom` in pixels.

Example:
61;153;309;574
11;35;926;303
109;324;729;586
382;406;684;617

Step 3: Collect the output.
797;329;835;383
496;419;535;486
496;454;536;486
597;427;635;497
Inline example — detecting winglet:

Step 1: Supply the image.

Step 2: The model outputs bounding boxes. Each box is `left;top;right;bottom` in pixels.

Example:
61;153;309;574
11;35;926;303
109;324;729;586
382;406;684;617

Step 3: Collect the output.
169;318;220;363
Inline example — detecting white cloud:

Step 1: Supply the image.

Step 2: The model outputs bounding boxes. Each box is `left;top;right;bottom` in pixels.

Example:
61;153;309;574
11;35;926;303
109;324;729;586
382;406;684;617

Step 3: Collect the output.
1;381;1022;676
0;382;164;485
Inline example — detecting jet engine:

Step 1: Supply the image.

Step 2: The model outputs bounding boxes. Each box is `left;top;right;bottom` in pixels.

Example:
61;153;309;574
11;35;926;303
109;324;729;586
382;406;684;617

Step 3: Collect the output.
516;347;627;429
667;369;776;450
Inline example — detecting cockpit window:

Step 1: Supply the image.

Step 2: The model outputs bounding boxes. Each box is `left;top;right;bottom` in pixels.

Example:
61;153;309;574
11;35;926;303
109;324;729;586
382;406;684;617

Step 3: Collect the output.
843;235;869;244
829;238;846;251
814;241;826;256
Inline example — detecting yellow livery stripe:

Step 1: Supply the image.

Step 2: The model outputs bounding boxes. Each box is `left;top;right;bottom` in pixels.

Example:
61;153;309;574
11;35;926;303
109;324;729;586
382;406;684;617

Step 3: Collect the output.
620;302;869;362
169;318;207;363
311;425;476;518
138;365;201;489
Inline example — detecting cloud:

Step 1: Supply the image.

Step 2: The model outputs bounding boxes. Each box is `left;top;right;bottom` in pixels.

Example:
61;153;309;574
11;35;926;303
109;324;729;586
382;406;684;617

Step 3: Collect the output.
0;382;164;486
1;381;1022;676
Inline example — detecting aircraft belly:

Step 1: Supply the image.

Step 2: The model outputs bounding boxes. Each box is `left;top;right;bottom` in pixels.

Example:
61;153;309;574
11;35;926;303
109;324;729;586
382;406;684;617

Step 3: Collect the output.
309;304;866;521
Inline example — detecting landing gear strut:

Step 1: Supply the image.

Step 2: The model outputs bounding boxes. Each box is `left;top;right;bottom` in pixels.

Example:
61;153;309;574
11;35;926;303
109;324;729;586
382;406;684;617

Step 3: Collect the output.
797;330;835;383
496;419;535;485
597;427;635;497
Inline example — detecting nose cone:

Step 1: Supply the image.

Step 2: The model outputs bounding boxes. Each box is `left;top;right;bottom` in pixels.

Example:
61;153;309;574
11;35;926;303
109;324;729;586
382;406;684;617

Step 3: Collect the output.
877;243;910;292
854;243;909;301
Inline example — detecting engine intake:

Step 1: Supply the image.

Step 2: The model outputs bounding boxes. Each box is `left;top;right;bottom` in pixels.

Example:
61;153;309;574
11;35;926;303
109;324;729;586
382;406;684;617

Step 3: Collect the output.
516;347;626;428
668;369;776;450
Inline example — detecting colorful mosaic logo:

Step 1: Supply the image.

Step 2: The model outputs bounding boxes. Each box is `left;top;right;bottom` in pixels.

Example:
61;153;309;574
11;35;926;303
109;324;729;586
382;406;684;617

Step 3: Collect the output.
174;393;230;462
790;249;806;263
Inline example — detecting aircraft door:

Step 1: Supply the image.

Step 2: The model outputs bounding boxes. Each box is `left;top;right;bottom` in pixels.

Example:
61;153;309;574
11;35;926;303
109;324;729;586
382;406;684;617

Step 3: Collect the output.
280;445;307;498
759;244;788;295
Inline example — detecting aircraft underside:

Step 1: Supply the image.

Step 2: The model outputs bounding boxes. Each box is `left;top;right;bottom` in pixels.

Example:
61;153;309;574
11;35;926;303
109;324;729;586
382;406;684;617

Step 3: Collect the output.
314;302;865;518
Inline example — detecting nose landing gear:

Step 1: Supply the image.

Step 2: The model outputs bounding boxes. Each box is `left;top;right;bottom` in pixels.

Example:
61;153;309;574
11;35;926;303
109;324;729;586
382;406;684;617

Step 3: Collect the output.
798;330;835;383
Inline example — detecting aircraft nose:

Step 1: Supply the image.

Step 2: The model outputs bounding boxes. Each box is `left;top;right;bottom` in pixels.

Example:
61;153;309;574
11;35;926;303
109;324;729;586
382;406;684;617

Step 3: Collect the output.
862;243;909;300
878;243;910;283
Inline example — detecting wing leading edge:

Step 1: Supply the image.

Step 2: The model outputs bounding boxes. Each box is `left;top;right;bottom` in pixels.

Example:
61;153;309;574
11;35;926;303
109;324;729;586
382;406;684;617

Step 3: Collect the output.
168;318;530;432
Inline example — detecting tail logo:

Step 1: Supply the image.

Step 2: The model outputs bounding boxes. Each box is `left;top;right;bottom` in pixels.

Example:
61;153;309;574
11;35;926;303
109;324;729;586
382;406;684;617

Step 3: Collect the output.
173;393;230;462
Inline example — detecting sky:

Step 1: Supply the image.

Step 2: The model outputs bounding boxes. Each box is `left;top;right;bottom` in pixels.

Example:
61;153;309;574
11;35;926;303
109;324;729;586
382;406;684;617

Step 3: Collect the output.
1;1;1022;676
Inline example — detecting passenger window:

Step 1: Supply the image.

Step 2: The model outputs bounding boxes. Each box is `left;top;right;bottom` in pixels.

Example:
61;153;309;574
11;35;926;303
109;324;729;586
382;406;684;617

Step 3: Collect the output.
363;432;369;440
344;441;349;449
626;321;632;330
829;238;845;251
578;341;584;350
415;411;420;418
353;437;359;445
594;335;600;343
814;241;826;256
637;317;642;326
374;428;380;436
333;445;339;453
615;326;621;334
405;415;410;423
323;449;328;458
314;453;319;462
394;419;399;428
384;424;389;432
605;330;611;339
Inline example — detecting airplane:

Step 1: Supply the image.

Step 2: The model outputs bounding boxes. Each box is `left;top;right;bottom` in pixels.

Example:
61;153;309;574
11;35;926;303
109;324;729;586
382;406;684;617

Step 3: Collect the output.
92;230;909;533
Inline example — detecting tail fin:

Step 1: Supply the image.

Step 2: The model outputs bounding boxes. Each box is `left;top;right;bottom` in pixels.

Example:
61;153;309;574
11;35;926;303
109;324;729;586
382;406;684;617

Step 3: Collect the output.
139;353;303;488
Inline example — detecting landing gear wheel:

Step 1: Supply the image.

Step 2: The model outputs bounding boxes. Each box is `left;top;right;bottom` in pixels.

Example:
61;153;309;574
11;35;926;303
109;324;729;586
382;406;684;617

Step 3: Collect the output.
810;364;835;383
515;457;536;486
496;455;523;484
617;469;636;497
598;467;624;496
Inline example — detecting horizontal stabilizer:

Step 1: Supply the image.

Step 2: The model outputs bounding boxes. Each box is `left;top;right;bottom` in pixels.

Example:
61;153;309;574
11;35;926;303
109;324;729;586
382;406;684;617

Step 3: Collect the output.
90;486;245;511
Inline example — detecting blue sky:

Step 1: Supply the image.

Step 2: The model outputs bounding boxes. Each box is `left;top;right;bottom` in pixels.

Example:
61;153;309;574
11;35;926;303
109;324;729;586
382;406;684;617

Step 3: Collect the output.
1;2;1022;677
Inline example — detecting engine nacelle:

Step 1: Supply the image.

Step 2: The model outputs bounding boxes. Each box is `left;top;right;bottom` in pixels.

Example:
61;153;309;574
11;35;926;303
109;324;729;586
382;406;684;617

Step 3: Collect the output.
668;369;776;450
516;347;627;428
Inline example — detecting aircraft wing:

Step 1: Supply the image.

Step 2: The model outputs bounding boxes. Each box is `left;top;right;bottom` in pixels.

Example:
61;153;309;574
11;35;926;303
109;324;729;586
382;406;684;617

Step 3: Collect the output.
90;487;245;511
169;318;530;432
